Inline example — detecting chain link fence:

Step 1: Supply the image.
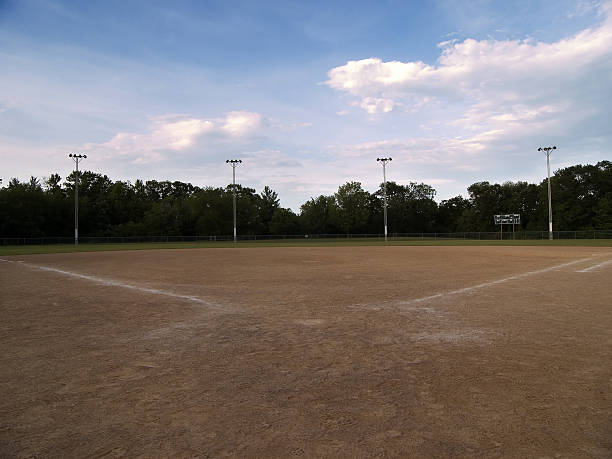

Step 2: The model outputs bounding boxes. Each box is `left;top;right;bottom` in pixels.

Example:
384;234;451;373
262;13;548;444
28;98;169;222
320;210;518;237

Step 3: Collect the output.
2;230;612;246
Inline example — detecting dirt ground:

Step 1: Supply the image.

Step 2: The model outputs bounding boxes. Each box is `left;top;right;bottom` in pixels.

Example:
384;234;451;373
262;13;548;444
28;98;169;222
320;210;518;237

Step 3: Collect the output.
1;245;612;457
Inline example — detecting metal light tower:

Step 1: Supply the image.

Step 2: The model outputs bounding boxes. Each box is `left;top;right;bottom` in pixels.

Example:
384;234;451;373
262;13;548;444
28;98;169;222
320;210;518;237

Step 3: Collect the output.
538;146;556;240
377;157;392;242
69;153;87;245
226;159;242;243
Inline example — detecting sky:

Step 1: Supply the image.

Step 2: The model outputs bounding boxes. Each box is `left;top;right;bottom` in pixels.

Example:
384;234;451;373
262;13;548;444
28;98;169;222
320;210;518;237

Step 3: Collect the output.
1;0;611;211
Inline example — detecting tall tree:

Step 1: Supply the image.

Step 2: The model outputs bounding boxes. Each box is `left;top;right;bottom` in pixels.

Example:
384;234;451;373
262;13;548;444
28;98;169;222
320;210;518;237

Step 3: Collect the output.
376;181;438;232
0;178;47;237
299;195;340;234
269;208;300;235
437;196;472;232
335;181;370;233
259;186;280;234
466;182;505;231
550;161;612;230
1;162;610;239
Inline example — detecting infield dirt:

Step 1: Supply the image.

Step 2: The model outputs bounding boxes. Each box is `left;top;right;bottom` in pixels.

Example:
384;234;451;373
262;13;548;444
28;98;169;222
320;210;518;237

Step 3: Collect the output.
1;245;612;457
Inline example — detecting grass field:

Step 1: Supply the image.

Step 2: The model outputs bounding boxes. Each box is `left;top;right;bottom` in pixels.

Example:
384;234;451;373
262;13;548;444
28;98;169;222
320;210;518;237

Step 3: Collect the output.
2;244;611;456
1;237;611;256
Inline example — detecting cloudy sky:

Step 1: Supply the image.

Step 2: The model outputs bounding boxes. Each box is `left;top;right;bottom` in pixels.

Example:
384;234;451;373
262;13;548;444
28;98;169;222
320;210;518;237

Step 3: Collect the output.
1;0;611;210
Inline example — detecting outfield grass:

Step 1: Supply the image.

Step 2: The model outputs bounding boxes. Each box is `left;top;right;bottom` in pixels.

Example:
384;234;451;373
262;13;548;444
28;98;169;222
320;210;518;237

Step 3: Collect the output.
1;238;611;256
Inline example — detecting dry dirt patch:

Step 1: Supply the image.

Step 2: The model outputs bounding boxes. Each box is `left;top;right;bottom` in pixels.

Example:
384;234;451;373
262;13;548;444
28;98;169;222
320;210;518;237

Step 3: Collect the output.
1;246;611;457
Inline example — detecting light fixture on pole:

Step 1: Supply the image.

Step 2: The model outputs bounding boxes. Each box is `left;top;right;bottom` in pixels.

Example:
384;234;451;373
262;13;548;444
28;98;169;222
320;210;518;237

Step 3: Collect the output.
376;157;392;242
68;153;87;245
226;159;242;243
538;146;556;241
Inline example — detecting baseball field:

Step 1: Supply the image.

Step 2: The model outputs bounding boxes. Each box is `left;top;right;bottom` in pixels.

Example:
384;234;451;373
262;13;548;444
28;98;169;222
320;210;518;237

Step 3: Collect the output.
1;243;611;457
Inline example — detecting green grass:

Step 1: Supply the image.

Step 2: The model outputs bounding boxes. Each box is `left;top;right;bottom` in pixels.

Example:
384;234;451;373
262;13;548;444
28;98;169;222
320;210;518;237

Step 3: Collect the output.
1;238;611;256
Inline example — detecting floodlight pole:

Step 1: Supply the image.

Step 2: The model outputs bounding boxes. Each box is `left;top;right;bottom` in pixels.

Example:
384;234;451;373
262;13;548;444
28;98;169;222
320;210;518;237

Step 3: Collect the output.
226;159;242;243
538;146;556;240
377;157;392;242
69;153;87;245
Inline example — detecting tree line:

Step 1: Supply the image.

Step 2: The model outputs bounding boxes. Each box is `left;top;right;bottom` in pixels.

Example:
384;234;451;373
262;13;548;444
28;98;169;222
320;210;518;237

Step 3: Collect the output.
1;161;611;238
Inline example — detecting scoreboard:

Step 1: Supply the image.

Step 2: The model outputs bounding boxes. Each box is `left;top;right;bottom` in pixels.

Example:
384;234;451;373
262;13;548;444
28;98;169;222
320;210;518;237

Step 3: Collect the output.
494;214;520;225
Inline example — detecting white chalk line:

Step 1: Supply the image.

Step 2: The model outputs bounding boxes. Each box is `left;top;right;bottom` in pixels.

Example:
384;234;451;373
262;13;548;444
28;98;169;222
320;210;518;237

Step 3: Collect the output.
576;259;612;272
400;256;597;306
6;255;608;309
19;262;222;308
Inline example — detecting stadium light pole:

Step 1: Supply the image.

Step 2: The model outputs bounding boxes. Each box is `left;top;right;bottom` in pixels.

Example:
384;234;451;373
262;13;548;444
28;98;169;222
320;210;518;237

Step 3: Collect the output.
226;159;242;243
377;157;392;242
538;146;556;241
69;153;87;245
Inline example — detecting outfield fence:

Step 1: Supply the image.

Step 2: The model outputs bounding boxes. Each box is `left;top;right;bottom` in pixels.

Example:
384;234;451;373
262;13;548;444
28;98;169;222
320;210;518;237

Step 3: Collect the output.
2;230;612;245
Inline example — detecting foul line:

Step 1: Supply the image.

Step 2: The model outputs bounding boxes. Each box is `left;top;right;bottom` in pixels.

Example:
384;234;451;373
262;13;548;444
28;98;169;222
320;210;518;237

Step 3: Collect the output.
400;256;596;306
576;259;612;273
18;262;221;308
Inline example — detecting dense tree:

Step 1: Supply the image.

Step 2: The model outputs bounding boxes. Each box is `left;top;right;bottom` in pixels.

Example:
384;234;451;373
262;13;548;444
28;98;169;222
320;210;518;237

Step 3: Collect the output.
189;187;232;236
465;182;504;231
1;162;610;239
503;181;541;230
269;208;300;235
300;195;340;234
335;181;370;233
549;161;612;230
0;178;47;237
437;196;472;232
259;186;281;234
373;181;438;233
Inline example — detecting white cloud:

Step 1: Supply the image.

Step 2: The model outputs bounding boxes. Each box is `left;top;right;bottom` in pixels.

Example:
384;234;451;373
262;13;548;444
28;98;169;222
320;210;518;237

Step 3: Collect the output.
332;135;489;168
437;39;459;48
326;3;612;123
358;97;396;114
82;111;263;164
323;3;612;198
567;0;601;19
221;111;262;136
3;2;611;213
153;117;214;150
326;57;435;96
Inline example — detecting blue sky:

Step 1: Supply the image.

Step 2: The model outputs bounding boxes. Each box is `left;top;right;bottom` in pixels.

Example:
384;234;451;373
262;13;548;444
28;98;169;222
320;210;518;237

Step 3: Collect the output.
1;0;611;210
